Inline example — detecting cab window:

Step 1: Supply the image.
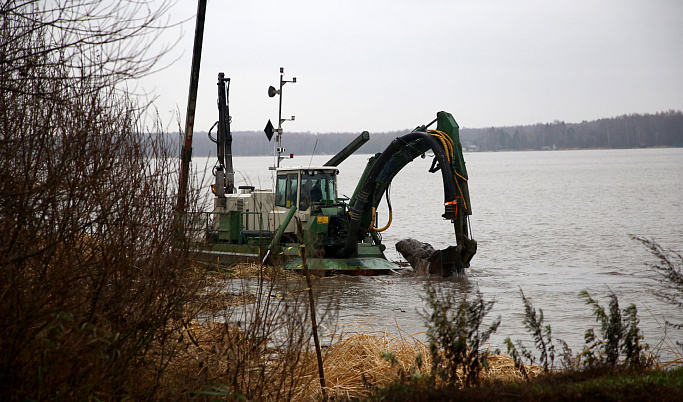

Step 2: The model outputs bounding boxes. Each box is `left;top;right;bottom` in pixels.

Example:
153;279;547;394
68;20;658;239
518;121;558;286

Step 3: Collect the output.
275;174;298;208
299;171;337;210
287;175;298;207
275;175;287;207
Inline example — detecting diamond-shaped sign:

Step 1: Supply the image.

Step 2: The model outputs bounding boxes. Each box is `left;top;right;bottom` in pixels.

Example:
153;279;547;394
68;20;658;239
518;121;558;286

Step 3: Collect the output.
264;119;274;142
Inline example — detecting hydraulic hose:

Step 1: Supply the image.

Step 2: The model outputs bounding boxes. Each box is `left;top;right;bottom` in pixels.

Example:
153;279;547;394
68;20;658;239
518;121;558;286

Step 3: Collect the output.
370;208;392;232
370;186;393;232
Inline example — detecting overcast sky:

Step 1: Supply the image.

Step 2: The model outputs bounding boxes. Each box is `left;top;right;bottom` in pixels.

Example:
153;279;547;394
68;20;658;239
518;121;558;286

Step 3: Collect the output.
139;0;683;134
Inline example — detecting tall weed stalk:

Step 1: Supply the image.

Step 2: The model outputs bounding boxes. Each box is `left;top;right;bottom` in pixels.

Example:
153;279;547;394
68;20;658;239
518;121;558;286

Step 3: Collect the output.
633;236;683;351
504;288;567;376
421;282;500;387
580;290;651;369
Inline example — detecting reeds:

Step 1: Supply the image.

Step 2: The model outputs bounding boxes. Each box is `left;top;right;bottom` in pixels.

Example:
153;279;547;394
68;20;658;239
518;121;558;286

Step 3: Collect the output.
161;268;548;400
307;325;544;399
171;317;545;401
313;326;430;398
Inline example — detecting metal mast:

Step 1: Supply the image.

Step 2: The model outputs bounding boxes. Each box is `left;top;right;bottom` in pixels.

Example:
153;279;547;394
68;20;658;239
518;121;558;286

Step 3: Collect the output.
265;68;296;169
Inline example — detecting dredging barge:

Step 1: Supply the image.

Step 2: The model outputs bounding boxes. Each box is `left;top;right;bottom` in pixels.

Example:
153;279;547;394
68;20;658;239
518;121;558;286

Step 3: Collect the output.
177;2;475;276
187;70;475;275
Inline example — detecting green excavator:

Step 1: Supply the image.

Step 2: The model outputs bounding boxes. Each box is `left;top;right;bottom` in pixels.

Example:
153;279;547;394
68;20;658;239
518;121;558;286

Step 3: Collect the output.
189;71;476;276
177;1;476;276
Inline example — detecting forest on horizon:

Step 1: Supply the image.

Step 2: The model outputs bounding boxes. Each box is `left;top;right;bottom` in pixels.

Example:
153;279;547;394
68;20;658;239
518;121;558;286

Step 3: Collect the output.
188;110;683;156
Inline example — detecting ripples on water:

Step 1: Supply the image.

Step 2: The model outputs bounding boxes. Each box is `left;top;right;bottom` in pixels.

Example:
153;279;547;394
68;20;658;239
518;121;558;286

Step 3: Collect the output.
200;148;683;361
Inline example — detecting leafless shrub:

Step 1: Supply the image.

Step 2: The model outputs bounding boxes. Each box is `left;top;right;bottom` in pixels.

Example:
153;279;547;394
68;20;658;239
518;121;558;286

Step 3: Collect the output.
0;1;202;400
0;1;347;399
1;0;180;99
161;268;337;401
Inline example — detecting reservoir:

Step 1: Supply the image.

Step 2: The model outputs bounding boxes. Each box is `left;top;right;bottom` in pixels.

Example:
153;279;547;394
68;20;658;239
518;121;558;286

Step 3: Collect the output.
196;147;683;361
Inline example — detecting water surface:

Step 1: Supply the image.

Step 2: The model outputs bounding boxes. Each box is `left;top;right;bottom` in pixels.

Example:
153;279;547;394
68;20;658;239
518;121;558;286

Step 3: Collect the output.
198;148;683;361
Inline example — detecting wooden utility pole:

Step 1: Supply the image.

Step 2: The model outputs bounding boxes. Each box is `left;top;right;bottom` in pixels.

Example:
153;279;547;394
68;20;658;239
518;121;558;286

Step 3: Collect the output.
177;0;207;214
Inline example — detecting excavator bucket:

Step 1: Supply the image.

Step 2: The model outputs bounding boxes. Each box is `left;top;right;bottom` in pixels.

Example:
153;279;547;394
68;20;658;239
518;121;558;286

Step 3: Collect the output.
431;237;478;276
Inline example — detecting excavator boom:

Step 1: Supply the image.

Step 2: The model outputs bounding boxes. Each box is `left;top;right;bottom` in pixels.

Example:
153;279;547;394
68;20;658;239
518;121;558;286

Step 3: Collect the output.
344;111;476;272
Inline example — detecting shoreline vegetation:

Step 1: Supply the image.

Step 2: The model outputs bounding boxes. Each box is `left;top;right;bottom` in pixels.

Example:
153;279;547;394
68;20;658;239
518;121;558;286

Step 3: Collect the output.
159;257;683;401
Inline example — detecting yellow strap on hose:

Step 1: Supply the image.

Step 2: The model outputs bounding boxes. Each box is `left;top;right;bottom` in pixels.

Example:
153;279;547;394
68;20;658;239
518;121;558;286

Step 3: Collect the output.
428;130;454;159
428;130;453;162
369;207;393;232
441;131;455;157
434;135;451;162
426;130;468;210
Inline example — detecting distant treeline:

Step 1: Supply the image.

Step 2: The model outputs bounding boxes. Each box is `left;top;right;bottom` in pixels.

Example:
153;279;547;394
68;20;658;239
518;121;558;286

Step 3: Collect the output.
188;110;683;156
189;130;408;157
463;110;683;151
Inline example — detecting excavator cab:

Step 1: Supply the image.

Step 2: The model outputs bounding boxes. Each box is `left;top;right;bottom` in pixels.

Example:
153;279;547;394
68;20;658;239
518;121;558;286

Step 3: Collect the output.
275;167;339;213
299;170;336;210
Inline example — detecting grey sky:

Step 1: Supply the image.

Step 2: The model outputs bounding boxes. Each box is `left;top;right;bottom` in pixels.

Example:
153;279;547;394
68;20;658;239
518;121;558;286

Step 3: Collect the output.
140;0;683;134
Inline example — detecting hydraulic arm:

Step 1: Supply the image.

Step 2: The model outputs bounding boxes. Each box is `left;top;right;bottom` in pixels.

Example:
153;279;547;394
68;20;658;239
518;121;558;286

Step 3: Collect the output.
217;72;235;195
343;111;476;269
211;72;235;205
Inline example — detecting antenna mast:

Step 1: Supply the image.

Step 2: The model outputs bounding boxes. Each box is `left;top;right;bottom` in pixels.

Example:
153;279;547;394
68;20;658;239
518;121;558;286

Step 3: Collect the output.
265;67;296;169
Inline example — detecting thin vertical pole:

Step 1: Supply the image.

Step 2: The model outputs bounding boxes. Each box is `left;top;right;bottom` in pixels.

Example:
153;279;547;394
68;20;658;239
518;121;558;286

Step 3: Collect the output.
177;0;207;214
301;244;326;397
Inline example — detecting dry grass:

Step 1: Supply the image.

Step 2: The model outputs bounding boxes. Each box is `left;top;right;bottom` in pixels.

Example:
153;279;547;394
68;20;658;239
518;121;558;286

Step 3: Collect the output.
157;307;683;401
151;267;319;401
317;332;428;399
482;353;545;382
303;323;545;400
198;262;302;281
159;268;551;401
154;312;683;401
158;319;422;400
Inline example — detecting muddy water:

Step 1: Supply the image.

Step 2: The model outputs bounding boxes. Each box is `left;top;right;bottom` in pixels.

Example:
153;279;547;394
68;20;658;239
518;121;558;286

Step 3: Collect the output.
198;147;683;361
